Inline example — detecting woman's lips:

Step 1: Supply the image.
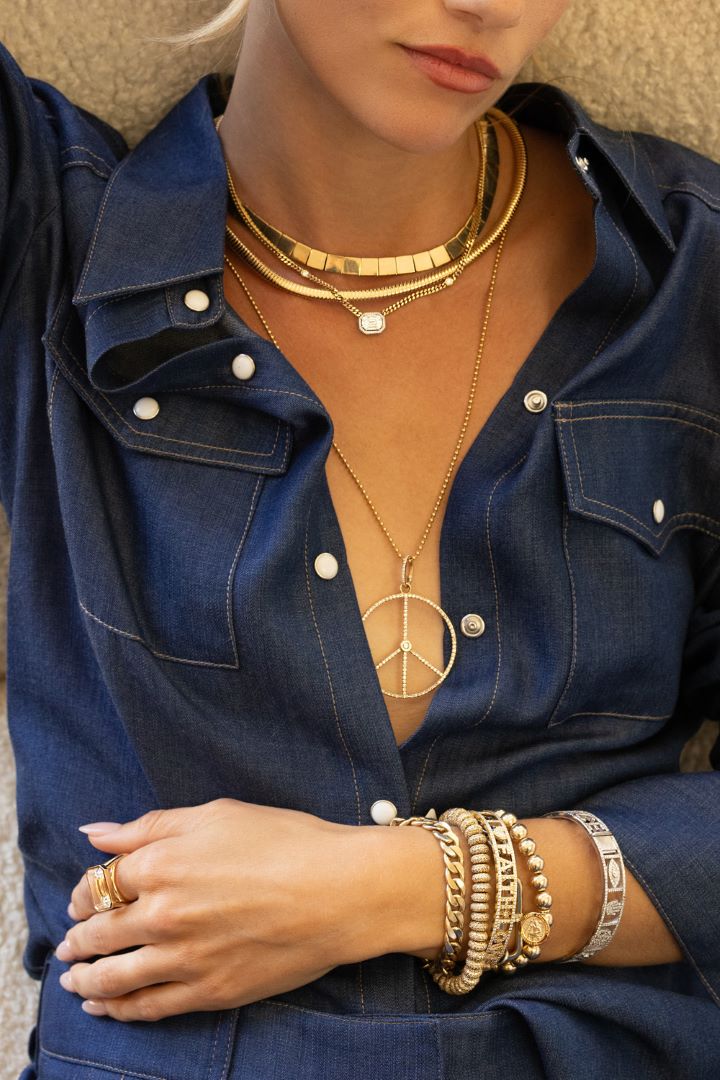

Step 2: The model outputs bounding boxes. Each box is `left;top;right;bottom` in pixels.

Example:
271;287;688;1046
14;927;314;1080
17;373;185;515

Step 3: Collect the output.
400;44;499;94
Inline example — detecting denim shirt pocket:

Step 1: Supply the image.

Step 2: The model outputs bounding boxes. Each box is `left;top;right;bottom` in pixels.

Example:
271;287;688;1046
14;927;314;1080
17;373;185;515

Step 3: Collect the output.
43;294;292;668
548;398;720;727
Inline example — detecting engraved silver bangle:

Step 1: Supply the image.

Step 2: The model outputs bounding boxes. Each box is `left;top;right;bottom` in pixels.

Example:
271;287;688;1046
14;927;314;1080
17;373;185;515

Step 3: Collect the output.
543;809;626;962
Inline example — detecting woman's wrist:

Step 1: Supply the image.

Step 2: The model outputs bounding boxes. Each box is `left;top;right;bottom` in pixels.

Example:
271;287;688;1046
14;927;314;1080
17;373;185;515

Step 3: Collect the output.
351;818;482;963
516;817;602;963
341;821;464;962
348;814;604;967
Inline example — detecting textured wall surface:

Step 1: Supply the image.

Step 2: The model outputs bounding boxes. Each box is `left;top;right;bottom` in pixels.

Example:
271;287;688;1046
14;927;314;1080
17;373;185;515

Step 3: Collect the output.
1;0;719;1073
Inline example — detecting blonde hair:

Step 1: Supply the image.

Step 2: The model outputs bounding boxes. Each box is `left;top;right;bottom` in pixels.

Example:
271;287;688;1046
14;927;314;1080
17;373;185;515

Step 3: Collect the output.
148;1;251;66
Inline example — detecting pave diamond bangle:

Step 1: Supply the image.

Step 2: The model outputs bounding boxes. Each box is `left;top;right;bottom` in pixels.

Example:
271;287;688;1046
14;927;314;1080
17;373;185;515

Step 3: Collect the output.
433;807;495;993
543;809;626;962
468;811;520;969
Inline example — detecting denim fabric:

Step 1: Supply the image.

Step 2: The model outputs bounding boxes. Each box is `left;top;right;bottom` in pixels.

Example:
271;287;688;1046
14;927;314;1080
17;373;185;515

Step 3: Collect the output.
2;39;720;1079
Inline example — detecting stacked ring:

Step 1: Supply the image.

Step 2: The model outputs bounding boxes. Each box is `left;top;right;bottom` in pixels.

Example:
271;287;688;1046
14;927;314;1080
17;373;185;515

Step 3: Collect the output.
85;854;130;912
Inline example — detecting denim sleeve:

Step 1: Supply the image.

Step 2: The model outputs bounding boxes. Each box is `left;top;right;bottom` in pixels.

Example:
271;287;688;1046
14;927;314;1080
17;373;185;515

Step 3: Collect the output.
0;42;60;514
578;559;720;1007
0;42;57;289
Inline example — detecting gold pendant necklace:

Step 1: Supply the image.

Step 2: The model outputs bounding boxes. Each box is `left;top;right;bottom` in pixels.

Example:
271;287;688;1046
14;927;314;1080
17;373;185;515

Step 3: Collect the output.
220;116;491;335
218;113;520;697
360;558;458;699
218;108;527;335
223;224;510;697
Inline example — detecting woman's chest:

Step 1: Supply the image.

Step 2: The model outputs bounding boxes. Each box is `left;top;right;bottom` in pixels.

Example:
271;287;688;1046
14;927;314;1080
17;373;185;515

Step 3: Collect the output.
35;199;717;816
231;255;593;747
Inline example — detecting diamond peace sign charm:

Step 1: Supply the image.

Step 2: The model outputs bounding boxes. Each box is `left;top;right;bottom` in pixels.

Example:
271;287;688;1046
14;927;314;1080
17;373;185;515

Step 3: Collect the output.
361;591;457;699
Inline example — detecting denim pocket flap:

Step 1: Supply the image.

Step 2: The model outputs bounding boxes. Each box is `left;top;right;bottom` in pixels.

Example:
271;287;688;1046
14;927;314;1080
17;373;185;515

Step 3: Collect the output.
42;294;284;666
43;295;292;476
553;399;720;557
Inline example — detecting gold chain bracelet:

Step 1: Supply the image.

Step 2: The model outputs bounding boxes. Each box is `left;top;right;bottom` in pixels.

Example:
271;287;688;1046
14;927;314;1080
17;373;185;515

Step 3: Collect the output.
430;807;495;993
389;805;554;995
387;813;466;975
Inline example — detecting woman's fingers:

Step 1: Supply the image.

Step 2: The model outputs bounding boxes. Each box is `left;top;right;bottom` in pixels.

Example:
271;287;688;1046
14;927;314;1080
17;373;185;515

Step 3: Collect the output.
69;849;143;920
79;980;214;1023
59;902;154;961
61;945;188;1006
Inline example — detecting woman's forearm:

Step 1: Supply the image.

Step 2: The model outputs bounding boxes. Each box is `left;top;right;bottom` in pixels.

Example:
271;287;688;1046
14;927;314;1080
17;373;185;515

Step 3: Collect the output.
359;815;684;968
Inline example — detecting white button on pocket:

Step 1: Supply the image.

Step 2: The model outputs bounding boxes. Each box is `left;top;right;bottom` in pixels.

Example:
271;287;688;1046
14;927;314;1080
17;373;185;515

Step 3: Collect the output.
314;552;339;579
653;499;665;524
370;799;398;825
524;390;548;413
133;397;160;420
232;353;256;380
183;289;210;312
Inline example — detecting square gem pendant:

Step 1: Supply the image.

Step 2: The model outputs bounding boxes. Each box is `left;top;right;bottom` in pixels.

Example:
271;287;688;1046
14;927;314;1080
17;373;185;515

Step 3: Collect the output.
358;312;386;335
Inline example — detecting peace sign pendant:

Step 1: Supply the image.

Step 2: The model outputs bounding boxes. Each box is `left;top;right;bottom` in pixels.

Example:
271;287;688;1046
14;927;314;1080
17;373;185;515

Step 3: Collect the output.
361;556;457;699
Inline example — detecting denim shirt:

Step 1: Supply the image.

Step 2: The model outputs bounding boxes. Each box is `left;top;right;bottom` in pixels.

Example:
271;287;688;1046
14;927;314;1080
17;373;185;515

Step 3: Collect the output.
2;41;720;1080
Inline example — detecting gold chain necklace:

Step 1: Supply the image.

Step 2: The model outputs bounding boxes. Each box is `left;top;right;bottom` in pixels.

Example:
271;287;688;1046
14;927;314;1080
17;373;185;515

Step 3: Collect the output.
225;122;500;277
223;220;513;697
218;107;526;314
221;119;488;335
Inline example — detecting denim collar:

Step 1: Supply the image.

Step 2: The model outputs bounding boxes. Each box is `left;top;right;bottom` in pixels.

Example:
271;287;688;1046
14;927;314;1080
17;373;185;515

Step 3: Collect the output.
72;73;676;309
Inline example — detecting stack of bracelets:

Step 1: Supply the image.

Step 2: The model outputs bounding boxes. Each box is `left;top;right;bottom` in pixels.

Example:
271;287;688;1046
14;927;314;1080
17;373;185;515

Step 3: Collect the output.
386;806;626;995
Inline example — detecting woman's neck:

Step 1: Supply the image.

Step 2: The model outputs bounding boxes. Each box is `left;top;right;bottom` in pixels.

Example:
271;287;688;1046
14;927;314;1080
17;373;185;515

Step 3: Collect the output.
218;19;484;256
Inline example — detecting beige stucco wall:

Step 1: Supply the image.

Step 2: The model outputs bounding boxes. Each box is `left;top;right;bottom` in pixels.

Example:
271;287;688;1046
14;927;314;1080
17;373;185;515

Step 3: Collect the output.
1;0;719;1073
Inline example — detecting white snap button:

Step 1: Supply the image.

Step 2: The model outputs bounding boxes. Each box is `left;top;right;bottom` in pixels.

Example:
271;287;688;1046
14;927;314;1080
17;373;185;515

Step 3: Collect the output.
575;155;590;173
314;552;339;580
461;613;486;638
653;499;665;524
370;799;398;825
132;396;160;420
524;390;548;413
183;289;210;312
231;353;256;380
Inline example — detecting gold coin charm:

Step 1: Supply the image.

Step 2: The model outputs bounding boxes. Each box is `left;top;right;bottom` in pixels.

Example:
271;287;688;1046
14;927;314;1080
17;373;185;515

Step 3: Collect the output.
520;912;552;947
362;591;457;698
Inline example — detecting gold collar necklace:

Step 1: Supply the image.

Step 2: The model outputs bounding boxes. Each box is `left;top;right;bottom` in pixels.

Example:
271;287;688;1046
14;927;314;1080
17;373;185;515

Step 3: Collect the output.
221;120;500;278
218;108;526;334
217;113;490;333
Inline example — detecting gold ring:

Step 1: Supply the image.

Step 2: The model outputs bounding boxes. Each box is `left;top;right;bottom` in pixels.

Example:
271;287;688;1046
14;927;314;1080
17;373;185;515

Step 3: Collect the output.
85;854;130;912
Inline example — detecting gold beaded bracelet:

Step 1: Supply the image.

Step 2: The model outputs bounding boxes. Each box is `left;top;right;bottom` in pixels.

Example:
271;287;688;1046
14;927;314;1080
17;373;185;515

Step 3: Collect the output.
388;806;553;995
492;809;554;972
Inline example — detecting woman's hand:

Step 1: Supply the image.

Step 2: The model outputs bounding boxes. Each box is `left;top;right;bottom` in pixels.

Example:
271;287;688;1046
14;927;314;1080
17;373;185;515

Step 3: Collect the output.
57;799;392;1022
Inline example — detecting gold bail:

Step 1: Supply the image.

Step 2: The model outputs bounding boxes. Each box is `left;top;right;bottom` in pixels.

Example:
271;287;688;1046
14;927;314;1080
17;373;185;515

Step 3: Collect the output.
400;555;414;593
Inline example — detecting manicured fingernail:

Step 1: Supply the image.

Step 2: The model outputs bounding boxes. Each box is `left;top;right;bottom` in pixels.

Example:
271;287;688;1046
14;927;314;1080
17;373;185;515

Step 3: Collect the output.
78;822;121;834
81;1000;108;1016
59;970;74;991
55;939;74;961
67;902;78;920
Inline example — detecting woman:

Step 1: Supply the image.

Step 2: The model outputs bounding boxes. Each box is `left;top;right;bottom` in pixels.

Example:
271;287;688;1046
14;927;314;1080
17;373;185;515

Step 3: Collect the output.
1;0;719;1076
